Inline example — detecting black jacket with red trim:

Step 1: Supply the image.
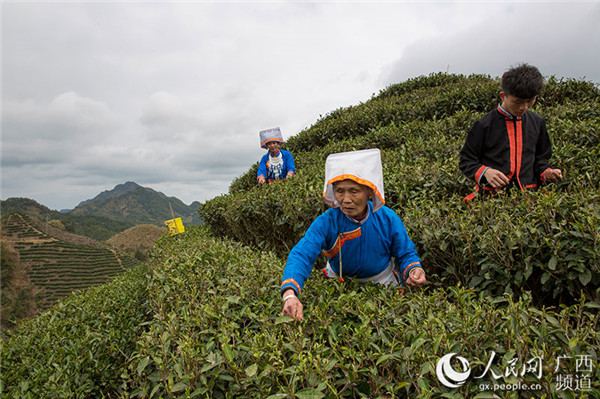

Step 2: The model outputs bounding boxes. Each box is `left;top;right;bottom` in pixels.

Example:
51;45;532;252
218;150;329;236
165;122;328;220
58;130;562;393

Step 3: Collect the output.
459;106;554;198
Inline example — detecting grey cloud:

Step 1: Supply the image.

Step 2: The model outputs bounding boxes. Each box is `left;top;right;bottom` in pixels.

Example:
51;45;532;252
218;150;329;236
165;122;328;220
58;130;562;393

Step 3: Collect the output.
2;93;116;141
1;142;68;168
383;3;600;86
140;92;201;130
2;93;118;170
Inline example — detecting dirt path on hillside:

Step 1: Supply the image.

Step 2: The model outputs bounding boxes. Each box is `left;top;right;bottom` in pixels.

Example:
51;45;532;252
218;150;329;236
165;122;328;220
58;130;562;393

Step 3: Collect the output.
109;248;127;271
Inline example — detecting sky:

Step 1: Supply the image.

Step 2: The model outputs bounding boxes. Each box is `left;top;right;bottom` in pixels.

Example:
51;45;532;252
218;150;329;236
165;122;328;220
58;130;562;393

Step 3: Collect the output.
2;1;599;211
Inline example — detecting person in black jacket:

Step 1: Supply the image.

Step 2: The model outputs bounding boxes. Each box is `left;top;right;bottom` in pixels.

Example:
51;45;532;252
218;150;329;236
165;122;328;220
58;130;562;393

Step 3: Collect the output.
459;64;563;202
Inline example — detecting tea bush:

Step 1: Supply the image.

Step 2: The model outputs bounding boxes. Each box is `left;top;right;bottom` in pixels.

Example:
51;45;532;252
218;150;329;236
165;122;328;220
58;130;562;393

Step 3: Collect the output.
2;228;598;397
376;73;491;99
404;187;600;303
285;78;500;152
123;227;600;398
0;264;153;397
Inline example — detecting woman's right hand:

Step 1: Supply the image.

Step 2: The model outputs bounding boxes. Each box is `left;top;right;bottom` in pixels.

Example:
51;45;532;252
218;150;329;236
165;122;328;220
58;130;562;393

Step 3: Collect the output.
282;290;304;321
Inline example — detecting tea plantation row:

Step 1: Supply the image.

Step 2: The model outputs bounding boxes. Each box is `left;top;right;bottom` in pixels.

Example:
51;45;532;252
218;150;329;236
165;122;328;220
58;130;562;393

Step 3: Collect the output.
1;212;139;309
2;226;598;398
201;73;600;306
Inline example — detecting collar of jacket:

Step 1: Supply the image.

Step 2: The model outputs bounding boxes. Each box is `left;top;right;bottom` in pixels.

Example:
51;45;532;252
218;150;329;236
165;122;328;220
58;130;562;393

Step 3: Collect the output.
344;201;373;225
497;104;522;121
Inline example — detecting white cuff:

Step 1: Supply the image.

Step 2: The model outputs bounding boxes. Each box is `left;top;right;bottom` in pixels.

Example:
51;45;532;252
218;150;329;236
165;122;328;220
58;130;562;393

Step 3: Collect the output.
282;294;296;302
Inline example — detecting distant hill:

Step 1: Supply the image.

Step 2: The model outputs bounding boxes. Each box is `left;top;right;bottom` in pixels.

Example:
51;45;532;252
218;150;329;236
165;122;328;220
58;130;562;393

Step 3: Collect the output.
70;182;202;226
0;212;140;318
1;197;135;241
106;224;166;260
0;197;60;221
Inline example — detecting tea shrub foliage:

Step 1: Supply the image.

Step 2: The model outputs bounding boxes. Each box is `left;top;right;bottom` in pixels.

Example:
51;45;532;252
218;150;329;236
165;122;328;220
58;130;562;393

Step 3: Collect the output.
122;228;600;398
4;227;599;397
1;263;153;397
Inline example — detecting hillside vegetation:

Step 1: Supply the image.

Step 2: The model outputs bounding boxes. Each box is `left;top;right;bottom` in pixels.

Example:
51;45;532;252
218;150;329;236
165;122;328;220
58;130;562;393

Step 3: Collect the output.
1;181;201;242
1;73;599;398
107;224;167;260
2;226;598;397
1;212;140;315
0;240;40;329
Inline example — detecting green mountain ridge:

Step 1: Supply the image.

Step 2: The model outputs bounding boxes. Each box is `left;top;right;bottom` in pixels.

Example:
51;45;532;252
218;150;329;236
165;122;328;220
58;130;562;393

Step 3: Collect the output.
70;182;202;226
77;181;144;207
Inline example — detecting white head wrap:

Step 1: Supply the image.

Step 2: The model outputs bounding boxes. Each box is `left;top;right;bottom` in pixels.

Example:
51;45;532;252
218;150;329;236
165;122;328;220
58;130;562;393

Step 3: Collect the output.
323;148;385;212
260;127;284;149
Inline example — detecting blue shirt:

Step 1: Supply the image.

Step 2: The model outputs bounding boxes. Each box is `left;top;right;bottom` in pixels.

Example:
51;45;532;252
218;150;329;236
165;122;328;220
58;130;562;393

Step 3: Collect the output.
257;149;296;181
281;202;422;296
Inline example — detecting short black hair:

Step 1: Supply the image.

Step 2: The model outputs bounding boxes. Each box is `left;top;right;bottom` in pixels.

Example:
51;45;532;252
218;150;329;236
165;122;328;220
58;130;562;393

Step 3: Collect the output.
501;63;544;99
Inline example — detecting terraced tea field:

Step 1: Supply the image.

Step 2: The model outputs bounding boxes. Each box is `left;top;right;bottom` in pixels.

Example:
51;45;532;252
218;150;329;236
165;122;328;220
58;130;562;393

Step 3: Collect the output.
1;213;139;309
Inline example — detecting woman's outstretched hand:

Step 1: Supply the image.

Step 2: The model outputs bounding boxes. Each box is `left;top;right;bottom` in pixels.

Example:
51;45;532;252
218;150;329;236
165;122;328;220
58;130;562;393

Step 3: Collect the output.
281;290;304;321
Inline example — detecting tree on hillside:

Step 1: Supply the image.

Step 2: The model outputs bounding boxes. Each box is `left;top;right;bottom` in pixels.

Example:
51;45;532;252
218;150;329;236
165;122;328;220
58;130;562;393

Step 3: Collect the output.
1;240;40;329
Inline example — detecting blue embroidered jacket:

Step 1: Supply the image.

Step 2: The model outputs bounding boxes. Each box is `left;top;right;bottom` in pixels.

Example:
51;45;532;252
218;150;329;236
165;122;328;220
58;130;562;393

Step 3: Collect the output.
281;202;422;296
257;150;296;181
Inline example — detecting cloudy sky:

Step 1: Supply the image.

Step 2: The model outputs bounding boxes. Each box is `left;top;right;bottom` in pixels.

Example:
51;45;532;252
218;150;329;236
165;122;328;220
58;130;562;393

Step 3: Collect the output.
2;1;599;211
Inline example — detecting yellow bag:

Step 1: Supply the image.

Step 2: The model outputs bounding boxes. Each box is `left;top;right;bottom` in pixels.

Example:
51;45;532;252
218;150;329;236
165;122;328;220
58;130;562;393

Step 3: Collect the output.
165;217;185;236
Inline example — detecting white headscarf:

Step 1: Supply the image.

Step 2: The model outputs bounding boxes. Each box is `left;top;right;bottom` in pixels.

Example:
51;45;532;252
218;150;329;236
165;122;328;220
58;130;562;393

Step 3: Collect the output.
323;148;385;212
260;127;284;149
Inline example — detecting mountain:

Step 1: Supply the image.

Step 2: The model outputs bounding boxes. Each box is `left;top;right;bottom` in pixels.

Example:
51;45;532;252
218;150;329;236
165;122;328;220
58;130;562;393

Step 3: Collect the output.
77;181;142;207
1;182;202;241
70;182;202;226
0;197;60;221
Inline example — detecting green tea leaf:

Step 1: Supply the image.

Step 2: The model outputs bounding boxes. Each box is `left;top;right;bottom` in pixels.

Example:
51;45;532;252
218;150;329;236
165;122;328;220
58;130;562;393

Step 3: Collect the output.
569;337;579;349
171;382;188;393
222;343;234;363
136;357;150;375
275;316;294;324
245;363;258;378
376;353;400;365
218;374;234;381
295;388;326;399
579;269;592;286
548;256;558;270
417;377;429;390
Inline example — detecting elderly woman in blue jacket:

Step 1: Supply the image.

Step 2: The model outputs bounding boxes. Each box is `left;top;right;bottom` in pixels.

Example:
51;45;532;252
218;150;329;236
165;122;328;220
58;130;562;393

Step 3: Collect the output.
281;149;426;321
257;127;296;185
